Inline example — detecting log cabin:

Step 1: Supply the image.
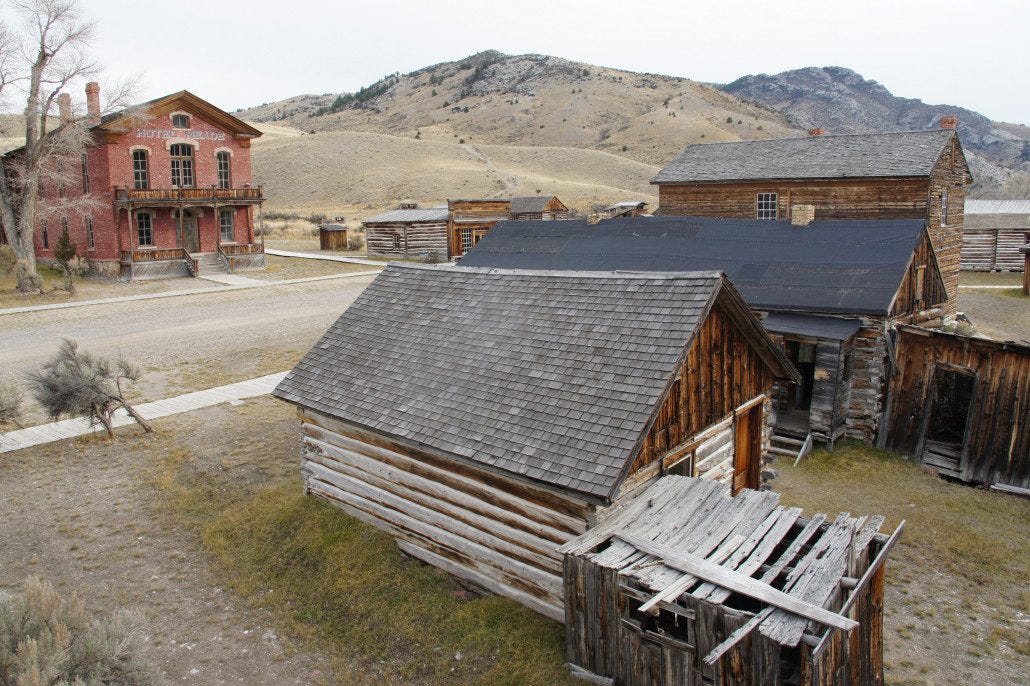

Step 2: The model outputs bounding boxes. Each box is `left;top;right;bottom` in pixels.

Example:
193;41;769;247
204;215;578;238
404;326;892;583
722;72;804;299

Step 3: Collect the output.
962;199;1029;271
5;85;265;279
362;205;449;260
605;201;650;218
880;325;1029;489
273;264;797;619
458;216;948;451
651;123;972;317
561;476;902;686
448;195;570;258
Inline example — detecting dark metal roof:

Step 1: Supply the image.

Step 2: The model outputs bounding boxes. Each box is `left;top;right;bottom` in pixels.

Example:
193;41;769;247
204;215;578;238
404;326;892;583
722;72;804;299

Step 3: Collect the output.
652;129;957;183
761;313;862;341
458;216;928;315
274;264;787;500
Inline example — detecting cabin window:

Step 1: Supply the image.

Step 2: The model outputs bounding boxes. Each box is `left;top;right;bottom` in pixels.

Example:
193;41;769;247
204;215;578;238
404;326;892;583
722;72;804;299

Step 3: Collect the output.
219;209;235;242
81;154;89;193
41;219;48;249
914;265;926;305
132;150;149;190
171;113;190;129
941;190;948;226
136;212;153;246
170;143;194;188
756;192;778;220
85;216;95;250
216;151;232;189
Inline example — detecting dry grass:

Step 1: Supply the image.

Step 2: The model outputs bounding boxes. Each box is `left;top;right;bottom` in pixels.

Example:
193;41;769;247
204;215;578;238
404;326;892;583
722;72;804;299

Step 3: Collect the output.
776;442;1030;684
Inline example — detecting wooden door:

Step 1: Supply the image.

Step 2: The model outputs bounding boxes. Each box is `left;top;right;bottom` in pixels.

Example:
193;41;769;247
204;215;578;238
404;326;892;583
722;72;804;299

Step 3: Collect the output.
182;212;199;253
732;405;762;495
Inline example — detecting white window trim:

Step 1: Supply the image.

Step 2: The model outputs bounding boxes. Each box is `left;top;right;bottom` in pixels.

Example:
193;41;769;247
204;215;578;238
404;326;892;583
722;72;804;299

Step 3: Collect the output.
128;144;153;154
213;146;234;157
756;192;778;220
164;138;198;152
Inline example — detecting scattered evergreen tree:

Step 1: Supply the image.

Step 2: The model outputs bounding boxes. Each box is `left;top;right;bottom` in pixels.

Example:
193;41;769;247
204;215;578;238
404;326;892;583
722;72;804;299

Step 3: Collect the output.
53;223;77;294
0;577;153;685
29;338;152;438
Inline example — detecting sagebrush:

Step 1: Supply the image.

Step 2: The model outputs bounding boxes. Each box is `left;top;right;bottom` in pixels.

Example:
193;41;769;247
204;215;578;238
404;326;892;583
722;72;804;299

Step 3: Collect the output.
0;576;153;685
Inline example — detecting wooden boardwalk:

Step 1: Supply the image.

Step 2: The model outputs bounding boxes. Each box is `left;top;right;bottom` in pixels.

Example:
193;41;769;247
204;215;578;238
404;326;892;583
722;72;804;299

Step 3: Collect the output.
0;372;288;453
264;248;385;266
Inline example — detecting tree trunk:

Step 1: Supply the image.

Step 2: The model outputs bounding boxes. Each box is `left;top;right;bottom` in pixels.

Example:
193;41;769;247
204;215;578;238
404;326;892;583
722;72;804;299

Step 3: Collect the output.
15;255;42;294
61;265;75;294
120;399;153;433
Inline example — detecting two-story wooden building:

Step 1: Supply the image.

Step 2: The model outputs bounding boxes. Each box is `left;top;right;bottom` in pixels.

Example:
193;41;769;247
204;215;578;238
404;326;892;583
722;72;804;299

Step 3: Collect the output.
651;123;972;316
12;85;265;279
448;195;569;258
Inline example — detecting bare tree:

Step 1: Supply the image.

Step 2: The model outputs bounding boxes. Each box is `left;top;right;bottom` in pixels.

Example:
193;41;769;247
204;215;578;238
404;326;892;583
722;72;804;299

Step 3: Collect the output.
0;1;135;293
29;337;153;438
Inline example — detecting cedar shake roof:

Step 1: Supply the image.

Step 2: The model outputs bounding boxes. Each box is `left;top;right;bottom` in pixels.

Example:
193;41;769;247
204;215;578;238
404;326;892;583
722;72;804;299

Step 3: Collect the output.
652;129;958;183
273;264;793;500
457;216;932;315
510;195;563;214
363;207;449;223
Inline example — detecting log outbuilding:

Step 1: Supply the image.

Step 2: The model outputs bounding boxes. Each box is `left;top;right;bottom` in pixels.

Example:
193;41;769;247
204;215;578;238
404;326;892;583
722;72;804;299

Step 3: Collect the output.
274;264;797;619
561;476;902;686
362;205;449;260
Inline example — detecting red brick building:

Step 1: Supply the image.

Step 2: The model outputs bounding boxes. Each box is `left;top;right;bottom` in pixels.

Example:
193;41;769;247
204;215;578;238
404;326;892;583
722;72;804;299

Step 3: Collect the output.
18;85;265;279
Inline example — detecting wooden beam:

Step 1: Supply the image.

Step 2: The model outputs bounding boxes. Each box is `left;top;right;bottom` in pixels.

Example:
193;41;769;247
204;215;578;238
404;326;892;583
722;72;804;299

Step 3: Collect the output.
702;606;774;666
616;533;858;632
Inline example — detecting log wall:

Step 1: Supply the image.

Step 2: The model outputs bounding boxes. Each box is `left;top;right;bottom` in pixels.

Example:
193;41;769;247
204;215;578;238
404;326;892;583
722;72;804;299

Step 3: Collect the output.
926;140;968;317
365;220;448;260
883;327;1030;488
961;228;1029;271
295;408;596;621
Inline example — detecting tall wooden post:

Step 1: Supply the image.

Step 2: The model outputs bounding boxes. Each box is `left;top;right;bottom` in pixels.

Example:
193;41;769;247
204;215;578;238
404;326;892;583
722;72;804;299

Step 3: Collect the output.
1020;243;1029;296
258;197;265;250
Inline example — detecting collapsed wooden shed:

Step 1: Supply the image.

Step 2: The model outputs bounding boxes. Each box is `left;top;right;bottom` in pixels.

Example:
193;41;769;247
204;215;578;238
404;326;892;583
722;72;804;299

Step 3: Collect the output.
274;264;797;619
561;476;902;686
881;325;1030;489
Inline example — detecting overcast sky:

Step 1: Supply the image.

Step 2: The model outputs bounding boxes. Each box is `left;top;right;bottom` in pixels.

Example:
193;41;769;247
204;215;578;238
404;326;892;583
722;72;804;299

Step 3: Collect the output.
12;0;1030;124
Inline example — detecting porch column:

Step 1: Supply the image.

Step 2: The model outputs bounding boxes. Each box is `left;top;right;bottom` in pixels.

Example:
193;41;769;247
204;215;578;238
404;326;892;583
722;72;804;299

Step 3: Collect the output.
258;199;265;250
212;185;220;253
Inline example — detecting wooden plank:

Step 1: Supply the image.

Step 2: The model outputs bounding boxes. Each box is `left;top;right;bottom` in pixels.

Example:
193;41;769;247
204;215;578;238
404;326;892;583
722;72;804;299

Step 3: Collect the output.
616;533;858;631
702;606;774;667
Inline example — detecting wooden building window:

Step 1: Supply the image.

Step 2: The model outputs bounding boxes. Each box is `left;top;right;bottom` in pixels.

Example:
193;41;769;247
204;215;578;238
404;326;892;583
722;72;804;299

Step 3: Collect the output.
941;190;949;226
756;192;778;220
132;150;149;190
219;209;235;242
914;265;926;305
136;212;153;246
171;113;190;129
170;143;194;188
85;216;95;250
216;151;232;189
41;219;48;249
81;154;89;193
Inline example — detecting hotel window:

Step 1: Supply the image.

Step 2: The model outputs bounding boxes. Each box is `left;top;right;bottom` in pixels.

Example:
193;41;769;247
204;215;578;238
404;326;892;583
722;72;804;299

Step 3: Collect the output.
136;212;153;246
81;153;90;192
216;151;232;189
41;219;48;249
941;190;948;226
219;208;235;242
170;143;194;188
86;216;95;250
171;113;190;129
132;150;149;190
756;192;778;220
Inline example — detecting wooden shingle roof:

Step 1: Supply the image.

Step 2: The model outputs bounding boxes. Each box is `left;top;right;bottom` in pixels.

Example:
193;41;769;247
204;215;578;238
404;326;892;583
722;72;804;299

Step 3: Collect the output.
274;264;791;500
652;129;958;183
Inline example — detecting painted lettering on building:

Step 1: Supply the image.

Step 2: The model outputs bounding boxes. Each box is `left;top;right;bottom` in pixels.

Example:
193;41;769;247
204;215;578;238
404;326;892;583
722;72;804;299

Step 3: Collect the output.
134;128;226;141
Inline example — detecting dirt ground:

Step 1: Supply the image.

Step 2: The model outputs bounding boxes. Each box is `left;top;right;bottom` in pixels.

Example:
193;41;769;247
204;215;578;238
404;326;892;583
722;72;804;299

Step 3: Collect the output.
245;254;378;281
0;267;227;310
0;402;335;685
1;273;376;424
957;270;1029;343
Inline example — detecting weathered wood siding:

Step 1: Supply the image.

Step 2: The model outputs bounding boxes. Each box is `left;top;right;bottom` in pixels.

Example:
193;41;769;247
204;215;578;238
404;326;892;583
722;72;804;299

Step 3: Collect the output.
846;321;889;443
890;231;949;318
297;408;595;620
962;227;1028;271
448;200;511;257
926;139;967;316
656;179;930;221
883;327;1030;488
623;302;774;493
364;220;448;260
319;227;348;251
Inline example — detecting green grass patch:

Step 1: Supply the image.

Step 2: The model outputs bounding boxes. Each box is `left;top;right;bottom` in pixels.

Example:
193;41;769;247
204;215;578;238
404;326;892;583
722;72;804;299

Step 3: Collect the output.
154;432;573;685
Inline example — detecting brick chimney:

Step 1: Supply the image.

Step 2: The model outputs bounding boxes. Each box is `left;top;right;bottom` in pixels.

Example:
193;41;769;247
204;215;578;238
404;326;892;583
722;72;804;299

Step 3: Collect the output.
85;81;100;125
57;93;72;124
939;115;957;130
807;128;825;137
791;205;815;227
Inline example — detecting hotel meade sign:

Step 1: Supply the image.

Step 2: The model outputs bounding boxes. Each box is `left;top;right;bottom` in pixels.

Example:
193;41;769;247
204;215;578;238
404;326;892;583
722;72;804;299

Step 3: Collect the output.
134;128;226;141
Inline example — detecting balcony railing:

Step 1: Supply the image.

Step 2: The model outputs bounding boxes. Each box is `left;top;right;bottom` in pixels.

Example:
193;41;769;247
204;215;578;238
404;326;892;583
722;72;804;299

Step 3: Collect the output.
115;186;263;204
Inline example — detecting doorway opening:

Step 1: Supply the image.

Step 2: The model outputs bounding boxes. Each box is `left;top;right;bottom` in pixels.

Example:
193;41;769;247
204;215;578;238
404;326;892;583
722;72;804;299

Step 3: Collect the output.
177;209;199;253
777;339;817;435
920;366;975;476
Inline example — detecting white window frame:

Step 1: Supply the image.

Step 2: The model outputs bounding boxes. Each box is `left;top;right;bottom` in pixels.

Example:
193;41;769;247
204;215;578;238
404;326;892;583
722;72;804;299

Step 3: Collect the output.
132;149;149;190
136;211;154;247
170;143;195;188
756;192;778;220
219;208;235;243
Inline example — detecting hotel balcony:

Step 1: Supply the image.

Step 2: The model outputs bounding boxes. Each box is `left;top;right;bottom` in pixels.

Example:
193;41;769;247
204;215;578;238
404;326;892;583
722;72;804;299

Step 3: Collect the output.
114;186;264;205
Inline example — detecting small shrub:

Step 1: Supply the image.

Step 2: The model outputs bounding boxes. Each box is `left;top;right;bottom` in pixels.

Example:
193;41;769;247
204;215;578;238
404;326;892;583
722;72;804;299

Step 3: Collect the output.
347;233;366;251
459;138;465;144
726;116;733;123
442;101;450;108
621;145;628;152
0;577;153;685
738;119;743;124
306;213;328;226
431;89;437;96
0;379;23;428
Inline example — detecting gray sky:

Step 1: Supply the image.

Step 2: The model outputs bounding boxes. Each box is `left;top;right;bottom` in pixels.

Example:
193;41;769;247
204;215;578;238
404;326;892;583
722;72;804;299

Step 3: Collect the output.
28;0;1030;123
